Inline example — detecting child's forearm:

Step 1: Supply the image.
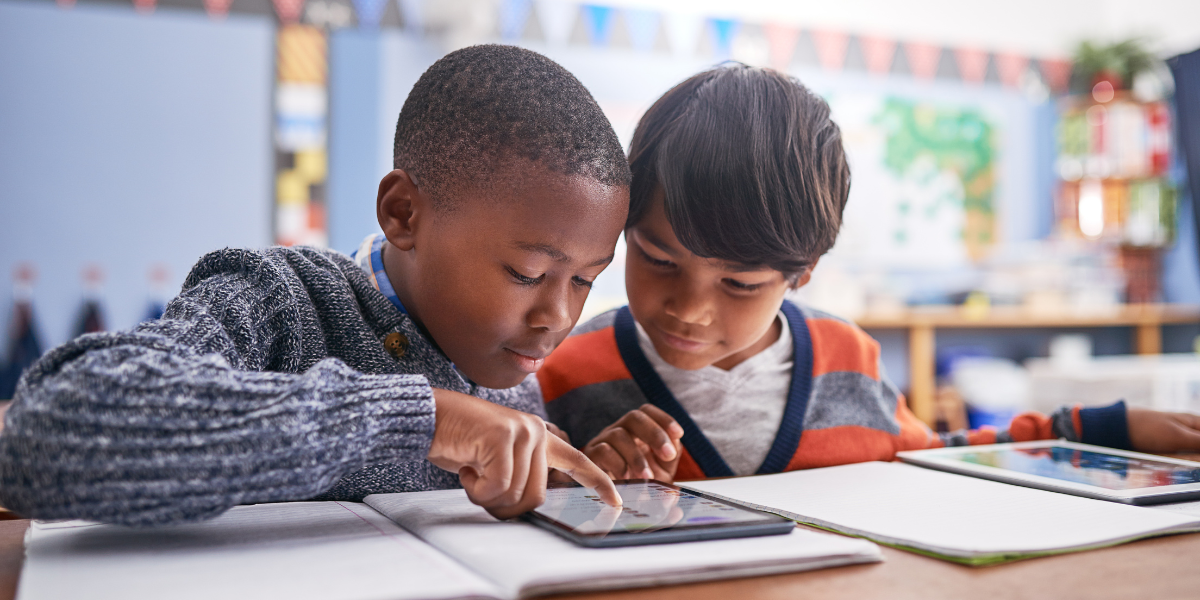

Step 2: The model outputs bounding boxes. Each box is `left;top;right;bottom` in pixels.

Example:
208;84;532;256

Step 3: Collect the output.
0;325;435;527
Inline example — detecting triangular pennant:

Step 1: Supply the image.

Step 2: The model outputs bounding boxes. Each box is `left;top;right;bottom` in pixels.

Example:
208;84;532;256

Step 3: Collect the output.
274;0;305;24
811;29;848;70
352;0;388;28
1038;58;1072;94
905;41;941;80
664;11;703;59
535;0;577;46
995;52;1028;88
204;0;234;18
582;5;614;47
499;0;533;40
399;0;424;32
133;0;155;14
623;8;659;52
710;18;738;60
859;35;895;75
762;23;798;71
955;47;989;84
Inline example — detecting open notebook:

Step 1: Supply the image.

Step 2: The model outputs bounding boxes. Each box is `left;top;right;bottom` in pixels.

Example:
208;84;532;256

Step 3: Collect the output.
684;461;1200;566
18;491;881;600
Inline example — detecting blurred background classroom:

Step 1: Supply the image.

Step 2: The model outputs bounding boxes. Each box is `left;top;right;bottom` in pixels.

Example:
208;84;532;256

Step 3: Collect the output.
3;0;1200;432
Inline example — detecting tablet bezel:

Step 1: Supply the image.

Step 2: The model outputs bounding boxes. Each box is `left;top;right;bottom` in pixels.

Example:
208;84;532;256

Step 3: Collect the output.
523;479;795;548
897;440;1200;505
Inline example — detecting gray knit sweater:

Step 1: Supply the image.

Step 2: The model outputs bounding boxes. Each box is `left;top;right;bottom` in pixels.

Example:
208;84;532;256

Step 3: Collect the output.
0;246;544;526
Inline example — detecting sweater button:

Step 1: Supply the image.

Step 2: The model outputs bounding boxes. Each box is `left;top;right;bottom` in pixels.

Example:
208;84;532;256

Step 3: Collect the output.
384;332;409;360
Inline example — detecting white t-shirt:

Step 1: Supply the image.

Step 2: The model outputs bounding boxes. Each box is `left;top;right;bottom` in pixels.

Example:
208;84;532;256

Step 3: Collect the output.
635;312;794;476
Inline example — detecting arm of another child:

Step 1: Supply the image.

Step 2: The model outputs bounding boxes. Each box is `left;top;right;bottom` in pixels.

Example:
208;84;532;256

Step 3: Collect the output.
581;404;684;482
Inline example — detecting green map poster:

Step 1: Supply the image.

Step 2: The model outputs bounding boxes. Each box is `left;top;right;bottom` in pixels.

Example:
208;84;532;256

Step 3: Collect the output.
828;94;998;268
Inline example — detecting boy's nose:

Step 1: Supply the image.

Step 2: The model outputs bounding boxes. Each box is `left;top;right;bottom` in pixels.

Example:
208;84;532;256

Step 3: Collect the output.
528;285;574;333
663;288;714;327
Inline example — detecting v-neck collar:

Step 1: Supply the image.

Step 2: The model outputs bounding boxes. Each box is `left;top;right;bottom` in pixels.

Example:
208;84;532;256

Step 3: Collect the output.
612;301;814;478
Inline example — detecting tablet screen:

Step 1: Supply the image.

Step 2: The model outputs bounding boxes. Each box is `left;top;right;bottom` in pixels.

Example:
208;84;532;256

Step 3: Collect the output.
534;481;771;535
950;446;1200;490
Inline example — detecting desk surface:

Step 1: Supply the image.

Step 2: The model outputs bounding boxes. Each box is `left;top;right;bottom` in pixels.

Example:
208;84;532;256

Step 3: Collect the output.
1;518;1198;600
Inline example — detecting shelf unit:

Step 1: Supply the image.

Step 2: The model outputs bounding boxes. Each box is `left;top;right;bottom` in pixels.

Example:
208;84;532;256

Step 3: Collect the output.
856;303;1200;426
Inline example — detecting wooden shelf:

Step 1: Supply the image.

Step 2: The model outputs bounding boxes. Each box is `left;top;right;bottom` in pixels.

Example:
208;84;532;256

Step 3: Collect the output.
854;303;1200;427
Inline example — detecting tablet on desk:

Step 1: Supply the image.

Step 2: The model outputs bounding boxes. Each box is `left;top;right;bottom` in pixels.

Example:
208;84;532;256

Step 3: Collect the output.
898;441;1200;505
524;479;794;547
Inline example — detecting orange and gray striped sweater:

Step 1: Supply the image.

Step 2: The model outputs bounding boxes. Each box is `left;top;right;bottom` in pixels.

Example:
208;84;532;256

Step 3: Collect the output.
538;301;1130;481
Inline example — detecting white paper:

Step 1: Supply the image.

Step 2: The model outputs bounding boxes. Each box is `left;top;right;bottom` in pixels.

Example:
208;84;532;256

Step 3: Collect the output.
1150;500;1200;518
365;489;882;599
19;501;500;600
684;462;1200;558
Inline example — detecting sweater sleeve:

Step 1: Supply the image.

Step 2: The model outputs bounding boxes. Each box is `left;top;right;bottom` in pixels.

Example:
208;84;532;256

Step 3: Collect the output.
0;269;436;527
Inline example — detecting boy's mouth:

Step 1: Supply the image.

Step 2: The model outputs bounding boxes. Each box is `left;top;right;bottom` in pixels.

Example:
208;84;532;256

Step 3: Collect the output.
504;347;551;373
655;327;712;353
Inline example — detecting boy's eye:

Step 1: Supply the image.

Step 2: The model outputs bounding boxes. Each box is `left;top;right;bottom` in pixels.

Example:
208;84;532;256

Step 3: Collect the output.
724;278;764;292
571;275;594;289
506;266;545;286
637;246;674;268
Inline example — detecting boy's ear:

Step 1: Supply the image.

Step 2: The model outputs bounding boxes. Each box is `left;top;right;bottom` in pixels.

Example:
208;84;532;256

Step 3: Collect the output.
376;169;427;252
791;258;820;289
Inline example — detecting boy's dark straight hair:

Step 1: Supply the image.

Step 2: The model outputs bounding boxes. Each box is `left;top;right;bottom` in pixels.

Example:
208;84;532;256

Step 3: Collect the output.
627;64;850;280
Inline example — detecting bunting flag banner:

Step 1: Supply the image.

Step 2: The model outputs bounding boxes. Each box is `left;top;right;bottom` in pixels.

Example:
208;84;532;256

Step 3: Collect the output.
399;0;424;33
133;0;155;14
905;41;941;80
811;29;848;71
203;0;233;19
623;8;660;52
762;23;798;72
352;0;388;28
709;18;738;60
1039;58;1072;94
995;52;1028;88
583;5;615;47
663;11;703;59
273;0;305;24
305;0;354;28
0;264;43;400
535;0;577;46
955;47;989;84
859;35;895;75
499;0;533;40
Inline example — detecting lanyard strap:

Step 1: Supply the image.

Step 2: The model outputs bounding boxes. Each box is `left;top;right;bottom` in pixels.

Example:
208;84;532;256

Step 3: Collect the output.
612;301;813;478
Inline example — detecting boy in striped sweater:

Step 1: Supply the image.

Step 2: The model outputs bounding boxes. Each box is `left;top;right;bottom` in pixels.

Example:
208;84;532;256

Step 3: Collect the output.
538;64;1200;482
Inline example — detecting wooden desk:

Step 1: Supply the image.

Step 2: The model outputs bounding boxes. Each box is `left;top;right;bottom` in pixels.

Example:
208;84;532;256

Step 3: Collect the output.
0;518;1197;600
856;303;1200;426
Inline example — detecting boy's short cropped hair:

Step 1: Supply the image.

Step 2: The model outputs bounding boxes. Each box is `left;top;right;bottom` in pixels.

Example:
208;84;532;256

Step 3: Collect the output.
394;44;631;204
627;64;850;278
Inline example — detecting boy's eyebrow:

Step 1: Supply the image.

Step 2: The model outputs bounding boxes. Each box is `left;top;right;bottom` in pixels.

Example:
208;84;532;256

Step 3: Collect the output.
513;242;614;267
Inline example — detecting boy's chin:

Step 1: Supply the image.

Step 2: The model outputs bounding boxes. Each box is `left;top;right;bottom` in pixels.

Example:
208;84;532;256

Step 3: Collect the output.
457;364;530;390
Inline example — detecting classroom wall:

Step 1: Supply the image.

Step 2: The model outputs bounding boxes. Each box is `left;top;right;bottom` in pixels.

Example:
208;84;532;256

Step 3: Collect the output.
0;0;274;349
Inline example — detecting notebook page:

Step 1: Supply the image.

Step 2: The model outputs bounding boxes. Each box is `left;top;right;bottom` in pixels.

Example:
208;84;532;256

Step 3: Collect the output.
365;489;881;599
684;462;1200;558
19;501;501;600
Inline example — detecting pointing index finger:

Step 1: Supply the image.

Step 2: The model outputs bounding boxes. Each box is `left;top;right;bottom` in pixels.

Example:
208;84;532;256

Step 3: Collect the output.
547;436;622;507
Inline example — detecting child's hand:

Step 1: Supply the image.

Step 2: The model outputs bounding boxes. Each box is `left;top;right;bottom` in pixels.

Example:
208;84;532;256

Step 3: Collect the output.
427;389;621;519
1127;407;1200;453
582;404;684;482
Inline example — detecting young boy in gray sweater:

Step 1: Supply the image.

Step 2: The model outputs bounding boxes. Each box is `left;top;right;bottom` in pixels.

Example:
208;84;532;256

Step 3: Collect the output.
0;45;626;526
